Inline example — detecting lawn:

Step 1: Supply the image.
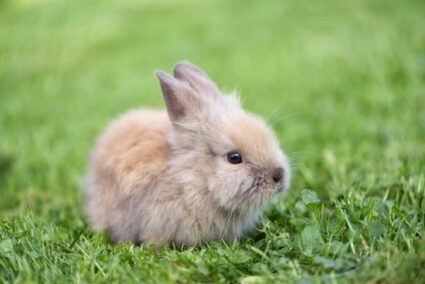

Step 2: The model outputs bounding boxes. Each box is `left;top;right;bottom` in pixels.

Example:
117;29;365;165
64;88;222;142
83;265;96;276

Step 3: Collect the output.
0;0;424;282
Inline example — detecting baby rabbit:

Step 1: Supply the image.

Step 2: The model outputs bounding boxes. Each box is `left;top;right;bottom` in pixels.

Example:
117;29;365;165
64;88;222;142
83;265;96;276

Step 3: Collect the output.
85;61;290;247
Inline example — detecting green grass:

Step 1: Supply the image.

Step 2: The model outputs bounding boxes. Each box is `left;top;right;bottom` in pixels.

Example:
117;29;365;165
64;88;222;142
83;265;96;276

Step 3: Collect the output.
1;0;424;282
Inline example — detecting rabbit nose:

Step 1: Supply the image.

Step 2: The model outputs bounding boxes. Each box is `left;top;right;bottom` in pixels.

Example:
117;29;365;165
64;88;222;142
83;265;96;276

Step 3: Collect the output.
272;167;284;183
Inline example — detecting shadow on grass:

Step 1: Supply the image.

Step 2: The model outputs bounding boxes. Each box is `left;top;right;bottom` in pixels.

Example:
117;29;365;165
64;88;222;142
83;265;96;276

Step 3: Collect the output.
0;151;14;183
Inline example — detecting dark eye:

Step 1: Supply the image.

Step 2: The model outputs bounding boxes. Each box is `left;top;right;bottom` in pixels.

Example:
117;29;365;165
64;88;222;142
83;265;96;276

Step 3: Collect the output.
227;151;243;164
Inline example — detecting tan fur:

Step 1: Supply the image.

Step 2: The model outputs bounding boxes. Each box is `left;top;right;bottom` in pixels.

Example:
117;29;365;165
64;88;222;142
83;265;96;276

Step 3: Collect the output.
85;61;290;246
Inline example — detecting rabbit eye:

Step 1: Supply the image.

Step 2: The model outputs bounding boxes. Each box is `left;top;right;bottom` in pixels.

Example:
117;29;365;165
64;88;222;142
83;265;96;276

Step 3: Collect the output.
227;151;243;164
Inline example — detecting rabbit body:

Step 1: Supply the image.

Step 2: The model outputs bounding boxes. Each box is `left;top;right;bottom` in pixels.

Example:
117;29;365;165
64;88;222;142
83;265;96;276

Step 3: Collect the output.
85;62;290;246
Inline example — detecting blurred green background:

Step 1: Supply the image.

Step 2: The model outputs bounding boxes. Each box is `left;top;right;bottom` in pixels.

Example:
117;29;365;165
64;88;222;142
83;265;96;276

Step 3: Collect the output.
0;0;424;282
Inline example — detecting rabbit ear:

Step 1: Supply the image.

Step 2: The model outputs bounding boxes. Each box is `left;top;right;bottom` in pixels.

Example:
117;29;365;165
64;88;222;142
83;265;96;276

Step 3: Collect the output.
156;70;201;122
173;61;219;96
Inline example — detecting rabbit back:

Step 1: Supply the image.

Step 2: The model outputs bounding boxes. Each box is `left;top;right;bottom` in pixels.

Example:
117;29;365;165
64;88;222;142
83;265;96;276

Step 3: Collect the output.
85;109;171;241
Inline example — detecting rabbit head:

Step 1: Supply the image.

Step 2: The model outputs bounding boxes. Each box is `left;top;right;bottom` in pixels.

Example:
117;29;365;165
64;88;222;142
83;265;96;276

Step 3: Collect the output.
156;62;290;213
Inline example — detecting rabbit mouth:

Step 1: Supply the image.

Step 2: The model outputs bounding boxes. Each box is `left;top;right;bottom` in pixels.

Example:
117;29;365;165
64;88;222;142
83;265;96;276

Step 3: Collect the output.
235;176;276;209
217;173;281;213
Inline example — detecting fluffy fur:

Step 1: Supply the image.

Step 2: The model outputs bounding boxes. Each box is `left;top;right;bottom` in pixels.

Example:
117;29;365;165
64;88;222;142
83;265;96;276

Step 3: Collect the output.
85;61;290;246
